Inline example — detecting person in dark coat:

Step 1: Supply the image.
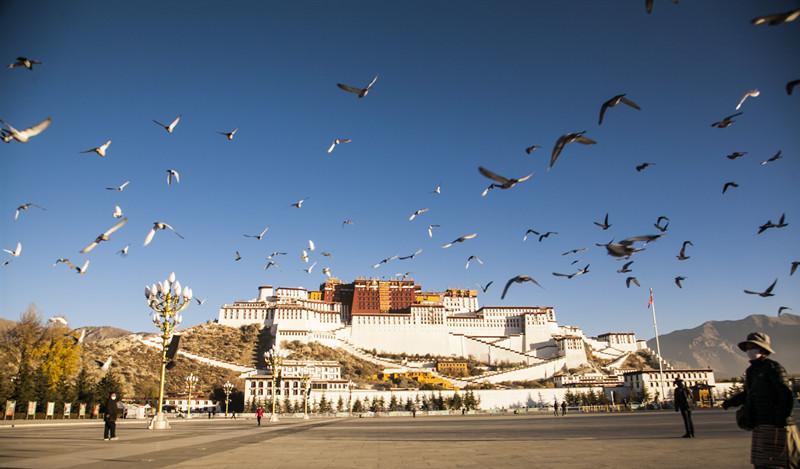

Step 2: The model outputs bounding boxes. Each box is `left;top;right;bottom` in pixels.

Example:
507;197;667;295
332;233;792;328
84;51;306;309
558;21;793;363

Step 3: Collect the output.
673;378;695;438
103;392;119;441
722;332;797;468
560;401;567;416
553;399;559;416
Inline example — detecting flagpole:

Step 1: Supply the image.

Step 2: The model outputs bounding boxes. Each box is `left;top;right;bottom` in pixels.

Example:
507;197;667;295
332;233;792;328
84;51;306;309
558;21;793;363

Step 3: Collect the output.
649;288;667;406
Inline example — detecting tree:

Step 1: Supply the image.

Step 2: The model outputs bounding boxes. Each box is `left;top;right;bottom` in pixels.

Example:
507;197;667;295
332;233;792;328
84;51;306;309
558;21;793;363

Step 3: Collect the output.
336;396;345;412
282;396;293;414
95;370;123;402
449;392;463;410
404;397;414;411
436;392;445;410
639;385;651;403
388;395;399;411
352;398;364;413
463;391;477;411
370;396;380;413
318;394;332;414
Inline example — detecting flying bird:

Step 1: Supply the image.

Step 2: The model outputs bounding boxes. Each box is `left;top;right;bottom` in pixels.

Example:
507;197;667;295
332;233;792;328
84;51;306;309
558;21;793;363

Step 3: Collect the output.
537;231;558;242
301;250;309;263
523;229;539;242
711;112;743;128
778;307;792;316
561;248;587;256
267;251;287;259
598;94;641;125
501;275;543;300
409;208;429;221
304;262;317;274
722;182;739;194
736;89;760;110
478;167;534;197
791;261;799;276
337;75;379;98
112;205;123;218
654;216;670;232
442;233;477;249
321;252;333;258
80;218;128;253
0;117;51;143
477;281;493;293
465;255;483;269
758;213;788;234
617;261;634;273
553;264;590;280
726;152;747;160
166;169;180;185
73;259;90;275
787;80;800;95
525;145;541;155
105;180;130;192
117;246;129;257
626;277;640;288
73;329;86;345
593;213;611;230
308;240;315;251
14;203;46;221
153;115;181;134
550;131;596;170
674;276;686;288
218;128;238;140
327;138;352;154
195;298;207;306
398;249;423;261
676;241;693;261
744;279;777;297
234;251;242;262
290;198;308;209
427;224;440;238
432;185;441;195
243;226;270;240
373;255;399;268
95;356;113;372
322;267;332;277
264;260;278;270
3;242;22;258
635;162;655;172
53;258;72;267
80;139;112;157
143;222;184;246
342;219;353;227
751;9;800;26
7;56;42;70
760;150;782;166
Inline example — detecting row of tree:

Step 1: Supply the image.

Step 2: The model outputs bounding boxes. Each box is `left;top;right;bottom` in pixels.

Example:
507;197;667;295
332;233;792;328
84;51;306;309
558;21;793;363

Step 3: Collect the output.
248;391;482;414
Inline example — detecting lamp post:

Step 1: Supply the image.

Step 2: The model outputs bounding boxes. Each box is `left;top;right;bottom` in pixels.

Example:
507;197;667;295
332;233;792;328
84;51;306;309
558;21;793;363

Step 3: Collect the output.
348;380;354;417
185;373;199;419
302;374;311;420
222;381;234;418
264;346;285;423
145;272;192;430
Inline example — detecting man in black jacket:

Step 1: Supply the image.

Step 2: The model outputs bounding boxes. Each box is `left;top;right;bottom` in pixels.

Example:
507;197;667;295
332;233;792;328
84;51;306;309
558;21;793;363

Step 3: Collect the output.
103;392;119;441
673;378;694;438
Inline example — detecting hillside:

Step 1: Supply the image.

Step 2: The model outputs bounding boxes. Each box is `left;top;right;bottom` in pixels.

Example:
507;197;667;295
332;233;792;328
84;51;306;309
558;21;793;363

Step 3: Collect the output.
648;313;800;379
75;326;132;343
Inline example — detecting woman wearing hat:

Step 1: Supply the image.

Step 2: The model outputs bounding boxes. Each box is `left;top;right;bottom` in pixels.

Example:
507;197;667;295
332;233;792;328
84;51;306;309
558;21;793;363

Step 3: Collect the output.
722;332;797;468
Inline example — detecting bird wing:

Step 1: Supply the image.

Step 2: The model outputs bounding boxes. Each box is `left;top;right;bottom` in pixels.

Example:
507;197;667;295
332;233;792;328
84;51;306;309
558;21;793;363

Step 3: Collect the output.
575;135;597;145
337;83;361;94
478;167;511;185
366;75;379;89
550;136;566;169
743;290;759;295
168;116;181;131
173;171;180;184
552;272;572;278
765;279;778;294
327;141;337;153
787;80;800;95
78;260;90;273
620;96;641;110
598;100;611;125
143;227;157;246
19;117;52;139
501;278;517;299
153;119;166;128
516;173;534;183
80;240;99;254
103;217;128;237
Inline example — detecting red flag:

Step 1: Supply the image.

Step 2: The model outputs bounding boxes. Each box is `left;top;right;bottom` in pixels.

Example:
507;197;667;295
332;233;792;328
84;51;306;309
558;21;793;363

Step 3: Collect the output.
647;288;654;309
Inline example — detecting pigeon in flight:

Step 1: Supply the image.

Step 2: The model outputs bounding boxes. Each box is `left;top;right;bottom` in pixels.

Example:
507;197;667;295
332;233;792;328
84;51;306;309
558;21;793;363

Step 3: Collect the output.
598;94;641;125
778;306;792;316
758;213;788;234
53;258;72;267
442;233;477;249
234;251;242;262
373;255;399;268
195;297;207;306
304;262;317;274
654;216;670;233
80;218;128;253
711;112;743;128
787;80;800;95
553;264;590;279
337;75;379;98
14;203;46;221
537;231;558;242
523;229;539;242
73;260;90;275
264;260;279;270
291;198;309;209
322;267;332;277
3;242;22;258
96;356;113;372
791;261;799;276
626;277;640;288
301;250;309;263
550;131;596;170
465;255;483;269
501;275;543;300
327;138;352;154
477;281;493;293
73;329;86;345
431;185;442;195
112;205;123;219
593;213;611;230
308;240;315;251
267;251;287;260
561;248;587;256
478;167;534;197
751;9;800;26
166;169;180;185
722;182;739;194
635;162;655;172
106;180;130;192
760;150;782;166
525;145;541;155
398;249;423;261
321;252;333;258
143;222;184;246
409;208;429;221
726;152;747;160
617;260;634;273
81;139;112;157
676;241;693;261
153;115;181;134
342;219;353;228
674;276;686;289
243;226;270;240
117;246;129;257
427;224;440;238
744;279;777;297
0;117;51;143
736;89;760;110
218;128;238;140
7;57;42;70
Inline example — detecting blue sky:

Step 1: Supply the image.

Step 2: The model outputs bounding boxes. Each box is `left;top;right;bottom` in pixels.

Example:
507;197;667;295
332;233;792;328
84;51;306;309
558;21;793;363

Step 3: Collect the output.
1;0;798;339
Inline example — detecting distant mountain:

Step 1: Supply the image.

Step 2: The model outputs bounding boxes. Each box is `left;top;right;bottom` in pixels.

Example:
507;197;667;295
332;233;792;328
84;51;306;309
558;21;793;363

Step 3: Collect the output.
0;318;15;331
649;313;800;379
75;326;132;343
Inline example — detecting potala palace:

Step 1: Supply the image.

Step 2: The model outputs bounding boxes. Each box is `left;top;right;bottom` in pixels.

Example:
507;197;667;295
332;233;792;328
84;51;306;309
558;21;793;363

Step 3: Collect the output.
217;278;648;381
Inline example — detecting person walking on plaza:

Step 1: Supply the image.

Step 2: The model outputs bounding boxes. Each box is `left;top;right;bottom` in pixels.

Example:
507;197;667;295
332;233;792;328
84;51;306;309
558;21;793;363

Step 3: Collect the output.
722;332;799;468
674;378;695;438
256;405;264;426
561;401;567;416
553;399;559;416
102;392;119;441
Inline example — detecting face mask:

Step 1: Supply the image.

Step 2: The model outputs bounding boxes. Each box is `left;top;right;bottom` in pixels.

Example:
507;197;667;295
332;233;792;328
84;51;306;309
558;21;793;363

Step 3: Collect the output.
746;349;762;360
111;396;117;400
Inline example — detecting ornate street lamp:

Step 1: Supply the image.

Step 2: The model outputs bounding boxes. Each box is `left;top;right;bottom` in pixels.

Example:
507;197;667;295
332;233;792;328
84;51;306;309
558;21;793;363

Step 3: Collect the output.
302;374;311;420
348;380;355;417
185;373;199;419
145;272;192;430
264;346;286;423
222;381;234;417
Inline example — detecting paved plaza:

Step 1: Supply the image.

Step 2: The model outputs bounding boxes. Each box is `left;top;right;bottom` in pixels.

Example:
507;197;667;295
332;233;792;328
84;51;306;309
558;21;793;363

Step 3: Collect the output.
0;410;755;468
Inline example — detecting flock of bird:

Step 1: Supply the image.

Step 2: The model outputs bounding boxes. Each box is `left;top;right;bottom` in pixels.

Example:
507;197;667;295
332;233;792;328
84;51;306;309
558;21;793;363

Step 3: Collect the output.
2;3;799;322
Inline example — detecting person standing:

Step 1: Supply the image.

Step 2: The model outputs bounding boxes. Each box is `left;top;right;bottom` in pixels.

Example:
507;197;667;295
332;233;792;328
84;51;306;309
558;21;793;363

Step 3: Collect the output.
674;378;695;438
256;405;264;426
553;399;559;416
561;401;567;416
722;332;798;468
103;392;119;441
